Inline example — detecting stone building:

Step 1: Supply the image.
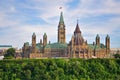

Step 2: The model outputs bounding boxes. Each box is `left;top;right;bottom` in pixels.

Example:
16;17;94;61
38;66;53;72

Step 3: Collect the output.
22;12;67;58
68;22;110;58
22;11;110;58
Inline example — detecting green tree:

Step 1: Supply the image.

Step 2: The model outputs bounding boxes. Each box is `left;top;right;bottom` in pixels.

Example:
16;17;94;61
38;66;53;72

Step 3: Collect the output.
117;50;120;54
0;59;120;80
4;48;15;59
114;50;120;58
24;70;31;80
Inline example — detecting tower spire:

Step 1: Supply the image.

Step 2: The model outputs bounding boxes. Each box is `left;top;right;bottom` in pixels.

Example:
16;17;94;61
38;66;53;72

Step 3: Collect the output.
32;32;36;53
59;11;64;24
74;20;81;33
96;34;100;46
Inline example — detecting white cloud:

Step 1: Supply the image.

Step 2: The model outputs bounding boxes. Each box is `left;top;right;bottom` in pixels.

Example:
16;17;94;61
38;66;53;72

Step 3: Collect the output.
0;0;120;48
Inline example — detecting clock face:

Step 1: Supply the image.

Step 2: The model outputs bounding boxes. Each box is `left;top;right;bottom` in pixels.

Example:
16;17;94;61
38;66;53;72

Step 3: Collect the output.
60;25;64;29
60;25;63;28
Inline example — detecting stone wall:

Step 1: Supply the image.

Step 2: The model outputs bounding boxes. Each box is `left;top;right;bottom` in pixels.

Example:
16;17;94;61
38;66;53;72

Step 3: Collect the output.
30;53;42;58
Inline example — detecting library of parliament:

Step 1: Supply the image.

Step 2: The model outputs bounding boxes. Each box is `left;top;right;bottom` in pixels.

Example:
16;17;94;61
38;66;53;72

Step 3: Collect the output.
22;12;110;58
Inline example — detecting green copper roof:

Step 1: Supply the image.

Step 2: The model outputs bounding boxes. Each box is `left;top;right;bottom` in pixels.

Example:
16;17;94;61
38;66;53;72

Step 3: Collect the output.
45;43;67;49
88;44;106;50
36;43;43;50
59;12;64;24
88;44;100;50
24;42;29;46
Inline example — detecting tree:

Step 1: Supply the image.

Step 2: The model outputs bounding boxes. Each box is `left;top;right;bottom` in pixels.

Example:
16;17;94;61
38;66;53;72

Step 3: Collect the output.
24;70;31;80
116;50;120;54
4;48;15;59
113;53;120;58
113;50;120;58
0;59;120;79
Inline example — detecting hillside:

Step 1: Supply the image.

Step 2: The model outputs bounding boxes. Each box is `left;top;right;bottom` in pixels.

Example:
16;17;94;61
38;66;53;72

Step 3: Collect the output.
0;58;120;80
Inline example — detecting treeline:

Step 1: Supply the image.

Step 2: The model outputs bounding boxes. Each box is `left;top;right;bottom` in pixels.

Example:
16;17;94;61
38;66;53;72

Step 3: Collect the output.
0;58;120;80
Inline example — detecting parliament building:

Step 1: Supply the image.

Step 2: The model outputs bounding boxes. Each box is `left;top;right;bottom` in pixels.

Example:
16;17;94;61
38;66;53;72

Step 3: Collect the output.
22;12;110;58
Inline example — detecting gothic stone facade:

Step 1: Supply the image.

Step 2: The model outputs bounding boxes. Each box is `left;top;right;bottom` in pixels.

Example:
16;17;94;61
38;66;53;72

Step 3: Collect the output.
22;12;110;59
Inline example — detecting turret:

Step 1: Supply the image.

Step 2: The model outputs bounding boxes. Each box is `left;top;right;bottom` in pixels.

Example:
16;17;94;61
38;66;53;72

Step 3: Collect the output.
22;42;30;58
32;32;36;53
58;11;66;43
96;34;100;46
43;33;47;46
40;39;42;45
106;34;110;50
71;35;74;46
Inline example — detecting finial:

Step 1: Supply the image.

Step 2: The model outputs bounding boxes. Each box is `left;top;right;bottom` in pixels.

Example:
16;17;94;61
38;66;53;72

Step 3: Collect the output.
77;17;79;24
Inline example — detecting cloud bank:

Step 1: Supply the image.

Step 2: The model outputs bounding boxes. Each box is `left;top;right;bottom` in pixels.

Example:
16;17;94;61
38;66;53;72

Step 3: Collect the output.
0;0;120;48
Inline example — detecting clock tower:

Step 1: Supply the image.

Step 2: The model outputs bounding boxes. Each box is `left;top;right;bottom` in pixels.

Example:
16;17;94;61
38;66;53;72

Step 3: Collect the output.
58;12;66;43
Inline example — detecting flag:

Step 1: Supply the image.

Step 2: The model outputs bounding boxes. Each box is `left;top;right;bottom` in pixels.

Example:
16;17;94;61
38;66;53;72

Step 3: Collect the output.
59;7;62;9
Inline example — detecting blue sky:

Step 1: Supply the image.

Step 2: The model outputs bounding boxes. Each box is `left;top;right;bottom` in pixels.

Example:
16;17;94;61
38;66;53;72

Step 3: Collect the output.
0;0;120;49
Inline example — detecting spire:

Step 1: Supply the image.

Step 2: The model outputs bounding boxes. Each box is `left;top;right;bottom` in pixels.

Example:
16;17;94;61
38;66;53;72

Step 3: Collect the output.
32;32;36;37
96;34;100;46
74;21;81;33
96;34;100;39
106;34;110;39
105;34;110;50
59;12;64;24
40;39;42;45
43;33;47;46
43;33;47;38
